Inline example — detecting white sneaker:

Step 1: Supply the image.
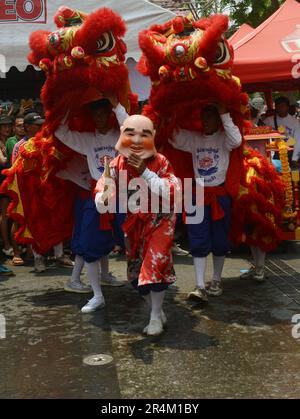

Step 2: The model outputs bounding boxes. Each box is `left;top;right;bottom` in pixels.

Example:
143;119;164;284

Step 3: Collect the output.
145;319;164;336
64;281;92;294
206;280;223;296
240;266;265;282
34;256;46;273
240;266;256;280
56;255;74;267
100;272;124;287
143;311;167;334
2;247;13;257
188;287;208;302
81;296;105;313
253;267;265;282
171;243;189;256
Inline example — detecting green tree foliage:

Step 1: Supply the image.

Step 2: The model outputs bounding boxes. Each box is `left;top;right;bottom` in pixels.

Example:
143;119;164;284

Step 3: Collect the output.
187;0;224;17
187;1;297;33
220;0;286;29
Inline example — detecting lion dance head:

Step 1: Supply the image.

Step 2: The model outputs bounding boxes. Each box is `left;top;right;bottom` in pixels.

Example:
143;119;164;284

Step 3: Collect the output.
138;13;285;252
138;14;248;133
2;6;137;254
29;6;137;129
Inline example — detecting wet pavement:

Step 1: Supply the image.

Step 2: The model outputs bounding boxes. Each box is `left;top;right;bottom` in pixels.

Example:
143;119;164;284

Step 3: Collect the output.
0;242;300;399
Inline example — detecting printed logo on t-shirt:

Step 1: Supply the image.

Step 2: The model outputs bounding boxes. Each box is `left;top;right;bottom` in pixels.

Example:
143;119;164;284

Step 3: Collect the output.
284;126;293;139
197;147;219;177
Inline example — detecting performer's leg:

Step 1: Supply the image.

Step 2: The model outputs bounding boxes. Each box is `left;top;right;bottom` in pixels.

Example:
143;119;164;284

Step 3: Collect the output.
207;255;225;297
250;245;258;265
54;243;63;258
186;206;211;258
253;247;266;282
150;290;165;321
212;255;225;282
188;257;208;301
240;245;257;280
241;246;266;281
138;286;167;332
71;255;84;283
99;255;124;287
0;196;12;254
79;198;113;312
54;242;74;267
100;255;109;277
64;255;91;293
141;285;168;336
144;290;166;336
11;221;24;265
209;196;231;296
81;260;105;313
193;257;207;289
85;261;103;297
187;205;210;302
32;246;46;273
256;247;266;268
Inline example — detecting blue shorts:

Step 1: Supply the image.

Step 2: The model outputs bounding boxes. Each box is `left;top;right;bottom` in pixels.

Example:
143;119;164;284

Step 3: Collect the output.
71;197;114;263
187;195;232;257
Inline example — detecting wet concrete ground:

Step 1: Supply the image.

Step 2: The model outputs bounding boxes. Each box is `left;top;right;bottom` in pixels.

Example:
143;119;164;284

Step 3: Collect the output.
0;242;300;399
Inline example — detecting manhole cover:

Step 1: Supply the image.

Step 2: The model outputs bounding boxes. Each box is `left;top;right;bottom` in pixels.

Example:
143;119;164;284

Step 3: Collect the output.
83;354;113;366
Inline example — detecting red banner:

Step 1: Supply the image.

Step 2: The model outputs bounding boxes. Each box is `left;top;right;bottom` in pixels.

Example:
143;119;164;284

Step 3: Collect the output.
0;0;47;23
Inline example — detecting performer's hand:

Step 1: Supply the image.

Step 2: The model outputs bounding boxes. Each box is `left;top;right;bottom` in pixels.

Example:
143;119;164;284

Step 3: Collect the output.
95;176;116;211
216;103;227;115
106;95;118;108
128;153;146;175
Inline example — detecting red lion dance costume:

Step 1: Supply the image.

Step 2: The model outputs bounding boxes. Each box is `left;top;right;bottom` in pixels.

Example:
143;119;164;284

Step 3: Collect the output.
1;6;137;254
138;14;285;252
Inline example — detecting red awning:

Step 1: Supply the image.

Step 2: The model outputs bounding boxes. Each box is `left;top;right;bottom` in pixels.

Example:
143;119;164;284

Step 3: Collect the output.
228;23;254;45
232;0;300;91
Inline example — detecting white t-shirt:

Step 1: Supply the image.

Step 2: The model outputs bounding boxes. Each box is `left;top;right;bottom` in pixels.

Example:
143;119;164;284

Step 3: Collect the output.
170;114;242;187
55;104;128;181
264;114;300;161
56;154;92;191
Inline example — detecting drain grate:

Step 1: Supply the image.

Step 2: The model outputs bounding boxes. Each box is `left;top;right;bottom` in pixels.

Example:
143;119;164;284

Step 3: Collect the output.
83;354;113;366
260;257;300;305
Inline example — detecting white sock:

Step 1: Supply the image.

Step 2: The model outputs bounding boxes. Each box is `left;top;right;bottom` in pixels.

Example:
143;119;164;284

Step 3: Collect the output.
85;261;103;299
212;255;225;282
54;243;63;258
144;293;166;321
70;255;84;285
193;257;206;289
143;293;152;309
32;247;42;260
150;291;165;321
256;248;266;269
250;246;265;269
250;245;258;266
100;255;109;278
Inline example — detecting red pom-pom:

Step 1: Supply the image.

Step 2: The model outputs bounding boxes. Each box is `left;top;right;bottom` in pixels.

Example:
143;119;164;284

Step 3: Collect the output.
173;16;185;34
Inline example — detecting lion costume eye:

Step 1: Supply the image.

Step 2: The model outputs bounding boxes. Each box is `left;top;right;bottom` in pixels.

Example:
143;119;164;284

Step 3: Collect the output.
96;32;115;53
213;40;230;65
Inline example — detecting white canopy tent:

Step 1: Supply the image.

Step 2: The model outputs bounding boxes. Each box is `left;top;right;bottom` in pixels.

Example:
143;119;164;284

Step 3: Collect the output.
0;0;175;100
